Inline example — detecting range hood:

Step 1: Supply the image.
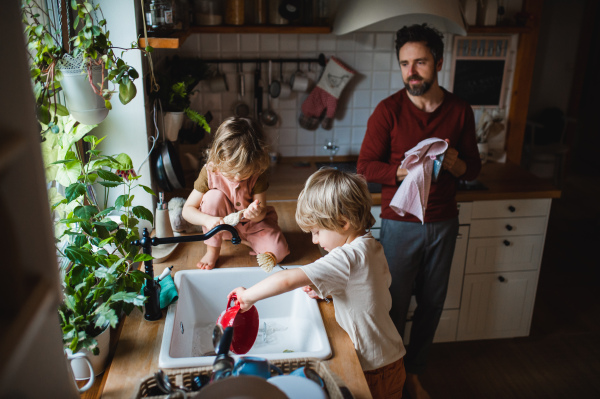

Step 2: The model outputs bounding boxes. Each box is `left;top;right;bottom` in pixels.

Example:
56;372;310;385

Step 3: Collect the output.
332;0;467;36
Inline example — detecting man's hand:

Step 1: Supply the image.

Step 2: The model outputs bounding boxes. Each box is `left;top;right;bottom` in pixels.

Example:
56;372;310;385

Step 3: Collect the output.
442;139;467;177
396;166;409;182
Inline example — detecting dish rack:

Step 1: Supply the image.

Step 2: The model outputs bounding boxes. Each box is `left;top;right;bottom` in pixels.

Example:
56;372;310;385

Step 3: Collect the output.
136;357;353;399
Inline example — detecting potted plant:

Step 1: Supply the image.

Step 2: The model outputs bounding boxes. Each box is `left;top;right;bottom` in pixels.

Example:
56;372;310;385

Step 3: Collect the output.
153;56;212;141
21;0;149;125
41;113;154;378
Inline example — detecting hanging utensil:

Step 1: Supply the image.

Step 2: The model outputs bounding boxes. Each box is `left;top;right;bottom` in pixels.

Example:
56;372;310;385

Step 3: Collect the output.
254;61;263;120
232;62;250;118
269;59;281;98
261;60;278;126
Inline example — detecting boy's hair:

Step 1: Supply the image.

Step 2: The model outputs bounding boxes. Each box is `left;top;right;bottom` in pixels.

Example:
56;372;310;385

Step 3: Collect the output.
296;168;376;233
395;23;444;65
206;117;270;178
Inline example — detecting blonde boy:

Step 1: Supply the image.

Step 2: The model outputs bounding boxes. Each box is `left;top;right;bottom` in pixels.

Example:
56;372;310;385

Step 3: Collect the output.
228;168;406;398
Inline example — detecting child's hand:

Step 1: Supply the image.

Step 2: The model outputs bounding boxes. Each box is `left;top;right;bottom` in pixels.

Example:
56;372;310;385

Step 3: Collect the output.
243;200;262;220
207;215;224;230
302;285;321;300
228;287;254;312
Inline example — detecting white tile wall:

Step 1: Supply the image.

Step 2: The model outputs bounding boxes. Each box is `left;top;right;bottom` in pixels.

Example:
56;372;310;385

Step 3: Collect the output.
155;30;511;157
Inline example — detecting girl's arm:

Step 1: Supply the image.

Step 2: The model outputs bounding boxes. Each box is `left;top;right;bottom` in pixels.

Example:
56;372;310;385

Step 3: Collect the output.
243;192;267;222
181;189;224;229
228;268;312;312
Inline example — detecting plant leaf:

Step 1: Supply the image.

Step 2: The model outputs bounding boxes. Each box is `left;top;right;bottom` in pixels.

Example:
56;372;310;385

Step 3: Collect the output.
73;205;98;220
65;183;86;202
133;253;153;263
132;206;153;224
139;185;156;196
97;169;123;182
118;80;137;105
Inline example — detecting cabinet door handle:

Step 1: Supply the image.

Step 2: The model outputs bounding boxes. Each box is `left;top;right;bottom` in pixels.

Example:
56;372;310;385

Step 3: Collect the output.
503;240;511;246
508;205;516;212
505;224;513;231
498;276;506;282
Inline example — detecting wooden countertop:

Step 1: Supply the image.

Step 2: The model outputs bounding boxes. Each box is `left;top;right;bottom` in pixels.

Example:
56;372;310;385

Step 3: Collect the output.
267;160;562;204
101;201;372;399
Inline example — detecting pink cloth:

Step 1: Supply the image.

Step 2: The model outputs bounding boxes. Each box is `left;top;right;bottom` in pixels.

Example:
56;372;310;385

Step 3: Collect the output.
199;165;290;262
390;138;448;224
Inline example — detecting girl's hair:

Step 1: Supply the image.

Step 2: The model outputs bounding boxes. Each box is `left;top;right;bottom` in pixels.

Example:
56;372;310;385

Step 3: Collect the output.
296;168;376;233
206;117;270;178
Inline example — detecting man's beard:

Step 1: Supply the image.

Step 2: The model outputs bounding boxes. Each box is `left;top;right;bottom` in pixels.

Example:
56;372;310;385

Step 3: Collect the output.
404;74;434;96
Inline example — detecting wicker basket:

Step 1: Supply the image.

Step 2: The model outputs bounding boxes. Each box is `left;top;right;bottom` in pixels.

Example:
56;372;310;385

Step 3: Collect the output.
136;357;353;399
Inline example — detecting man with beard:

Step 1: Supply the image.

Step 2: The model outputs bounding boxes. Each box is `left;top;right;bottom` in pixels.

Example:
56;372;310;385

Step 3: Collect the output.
357;24;481;399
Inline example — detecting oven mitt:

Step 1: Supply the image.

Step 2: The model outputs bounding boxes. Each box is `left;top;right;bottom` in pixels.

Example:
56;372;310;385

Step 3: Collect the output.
299;56;355;130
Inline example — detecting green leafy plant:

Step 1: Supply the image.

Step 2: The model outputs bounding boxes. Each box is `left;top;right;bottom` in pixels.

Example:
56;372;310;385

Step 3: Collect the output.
153;56;211;134
21;0;151;124
42;115;154;354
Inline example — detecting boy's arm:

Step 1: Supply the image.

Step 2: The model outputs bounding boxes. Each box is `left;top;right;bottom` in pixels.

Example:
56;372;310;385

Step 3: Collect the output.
181;189;223;229
228;268;312;312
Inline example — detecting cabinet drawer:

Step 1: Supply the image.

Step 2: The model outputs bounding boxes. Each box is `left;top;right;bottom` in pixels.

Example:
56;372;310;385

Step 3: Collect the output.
457;202;472;224
465;235;545;273
470;216;548;237
404;309;459;344
471;199;551;219
457;271;538;341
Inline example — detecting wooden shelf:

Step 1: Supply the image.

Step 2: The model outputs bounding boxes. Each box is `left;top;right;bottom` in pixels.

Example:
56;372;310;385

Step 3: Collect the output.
467;25;532;34
139;25;331;49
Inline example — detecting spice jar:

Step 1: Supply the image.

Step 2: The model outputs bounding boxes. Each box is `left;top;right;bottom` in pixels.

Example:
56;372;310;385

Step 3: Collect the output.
225;0;244;25
193;0;222;26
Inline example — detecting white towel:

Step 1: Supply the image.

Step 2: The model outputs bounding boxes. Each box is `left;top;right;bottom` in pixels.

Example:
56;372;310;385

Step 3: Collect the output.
390;138;448;223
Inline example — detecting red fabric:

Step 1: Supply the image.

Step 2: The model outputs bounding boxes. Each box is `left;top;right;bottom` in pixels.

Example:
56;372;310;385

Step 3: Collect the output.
357;89;481;223
301;86;339;119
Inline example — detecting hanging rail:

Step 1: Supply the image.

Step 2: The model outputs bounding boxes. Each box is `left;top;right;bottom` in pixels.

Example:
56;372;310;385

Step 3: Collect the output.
200;53;327;67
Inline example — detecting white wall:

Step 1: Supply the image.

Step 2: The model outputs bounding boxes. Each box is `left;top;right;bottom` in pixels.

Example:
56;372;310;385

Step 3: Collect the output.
94;0;154;221
154;30;485;158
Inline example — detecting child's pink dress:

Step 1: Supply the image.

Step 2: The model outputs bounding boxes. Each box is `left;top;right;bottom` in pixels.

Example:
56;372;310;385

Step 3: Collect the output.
194;164;290;262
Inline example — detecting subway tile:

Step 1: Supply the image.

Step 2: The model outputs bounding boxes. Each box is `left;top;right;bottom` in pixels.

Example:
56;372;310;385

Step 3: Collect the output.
318;34;337;52
375;33;394;51
390;71;404;90
372;71;391;89
351;127;367;144
350;144;362;155
220;34;239;52
273;96;297;110
278;146;296;157
316;130;333;147
353;90;371;108
355;33;375;51
373;52;392;71
279;109;298;128
297;129;316;146
333;127;352;145
296;145;315;157
355;73;371;90
336;145;351;156
352;109;371;127
336;108;353;126
355;54;373;72
240;34;259;53
279;34;298;52
299;34;318;51
179;34;200;52
371;90;389;107
202;93;222;111
336;33;355;51
260;34;279;51
199;34;220;53
278;128;297;146
335;52;356;69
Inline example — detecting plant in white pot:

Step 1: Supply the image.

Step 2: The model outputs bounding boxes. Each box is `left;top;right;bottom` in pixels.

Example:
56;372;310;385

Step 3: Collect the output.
21;0;150;125
41;114;153;378
153;56;212;141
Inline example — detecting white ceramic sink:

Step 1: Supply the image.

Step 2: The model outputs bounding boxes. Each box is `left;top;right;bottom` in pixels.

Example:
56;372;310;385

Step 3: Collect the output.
158;267;332;368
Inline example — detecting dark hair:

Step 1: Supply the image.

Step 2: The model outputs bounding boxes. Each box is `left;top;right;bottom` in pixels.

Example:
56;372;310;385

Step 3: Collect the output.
395;23;444;64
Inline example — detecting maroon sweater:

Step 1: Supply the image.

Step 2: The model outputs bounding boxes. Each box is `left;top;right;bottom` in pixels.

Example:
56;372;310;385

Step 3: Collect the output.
357;88;481;223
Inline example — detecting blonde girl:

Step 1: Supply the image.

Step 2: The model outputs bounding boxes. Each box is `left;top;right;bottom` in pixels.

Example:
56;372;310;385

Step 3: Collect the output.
182;117;289;269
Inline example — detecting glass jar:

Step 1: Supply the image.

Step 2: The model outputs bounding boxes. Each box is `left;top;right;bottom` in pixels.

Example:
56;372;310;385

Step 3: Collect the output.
225;0;244;25
193;0;222;26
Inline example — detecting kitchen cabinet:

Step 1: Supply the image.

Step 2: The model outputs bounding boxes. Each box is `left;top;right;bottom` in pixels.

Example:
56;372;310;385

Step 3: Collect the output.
457;198;551;341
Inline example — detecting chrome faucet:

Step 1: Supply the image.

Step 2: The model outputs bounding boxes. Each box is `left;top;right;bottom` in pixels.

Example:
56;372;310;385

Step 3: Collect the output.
131;225;242;321
324;140;339;163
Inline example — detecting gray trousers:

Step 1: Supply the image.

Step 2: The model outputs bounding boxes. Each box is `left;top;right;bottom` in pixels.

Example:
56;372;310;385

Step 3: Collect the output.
380;217;459;374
